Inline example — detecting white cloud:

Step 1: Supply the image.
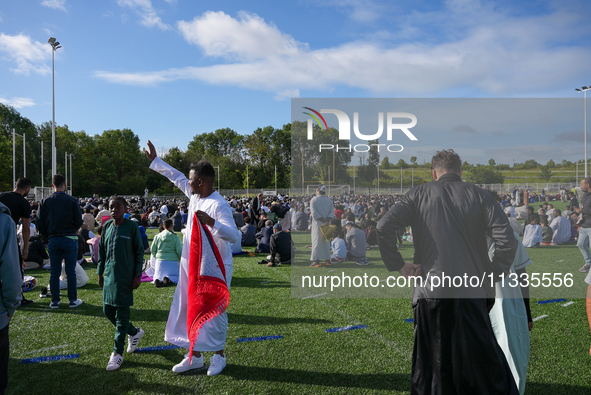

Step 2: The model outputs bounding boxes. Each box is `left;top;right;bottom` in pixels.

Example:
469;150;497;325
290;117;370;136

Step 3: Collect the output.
177;11;305;61
0;33;51;75
117;0;171;30
275;89;300;101
40;0;67;12
164;0;176;4
0;96;36;108
95;8;591;98
313;0;384;23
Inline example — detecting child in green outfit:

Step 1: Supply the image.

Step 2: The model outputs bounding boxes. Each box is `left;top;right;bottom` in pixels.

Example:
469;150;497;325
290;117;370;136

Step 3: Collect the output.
97;196;145;371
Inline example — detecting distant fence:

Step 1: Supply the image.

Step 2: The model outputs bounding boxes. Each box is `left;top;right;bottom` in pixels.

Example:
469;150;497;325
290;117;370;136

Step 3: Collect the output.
38;181;579;201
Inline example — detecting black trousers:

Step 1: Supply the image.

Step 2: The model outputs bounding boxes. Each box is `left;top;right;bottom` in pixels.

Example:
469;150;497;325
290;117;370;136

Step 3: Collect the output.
411;298;519;395
0;324;9;395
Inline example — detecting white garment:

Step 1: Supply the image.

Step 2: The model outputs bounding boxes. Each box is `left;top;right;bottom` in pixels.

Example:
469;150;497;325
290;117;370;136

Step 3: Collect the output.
160;204;169;215
522;224;542;247
279;210;291;231
488;233;531;395
550;216;571;244
508;217;523;236
504;206;516;218
309;194;334;261
153;259;180;283
48;262;89;290
150;157;240;351
330;237;347;259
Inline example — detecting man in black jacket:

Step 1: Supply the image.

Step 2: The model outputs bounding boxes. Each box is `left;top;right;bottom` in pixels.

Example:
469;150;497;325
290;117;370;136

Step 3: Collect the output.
36;174;83;309
250;193;263;225
267;223;294;267
377;149;518;395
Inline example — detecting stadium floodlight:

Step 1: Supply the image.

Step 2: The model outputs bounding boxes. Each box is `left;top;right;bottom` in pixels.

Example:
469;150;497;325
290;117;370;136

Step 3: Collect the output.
49;37;62;179
576;86;591;178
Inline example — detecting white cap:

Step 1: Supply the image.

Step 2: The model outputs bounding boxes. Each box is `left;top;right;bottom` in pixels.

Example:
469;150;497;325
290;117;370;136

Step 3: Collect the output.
319;185;327;193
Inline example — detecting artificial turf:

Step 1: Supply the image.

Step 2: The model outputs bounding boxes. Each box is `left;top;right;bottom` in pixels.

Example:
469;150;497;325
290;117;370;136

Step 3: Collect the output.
7;201;591;394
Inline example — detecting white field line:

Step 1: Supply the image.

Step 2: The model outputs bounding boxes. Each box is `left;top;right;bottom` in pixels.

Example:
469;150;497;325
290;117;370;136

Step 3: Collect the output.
533;314;549;322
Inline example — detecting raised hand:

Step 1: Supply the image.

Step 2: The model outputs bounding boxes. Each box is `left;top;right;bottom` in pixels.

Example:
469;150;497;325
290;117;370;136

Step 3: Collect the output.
145;140;157;161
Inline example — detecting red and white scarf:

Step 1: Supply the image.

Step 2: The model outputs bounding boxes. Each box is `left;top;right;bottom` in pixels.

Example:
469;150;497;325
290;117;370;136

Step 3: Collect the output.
187;214;230;362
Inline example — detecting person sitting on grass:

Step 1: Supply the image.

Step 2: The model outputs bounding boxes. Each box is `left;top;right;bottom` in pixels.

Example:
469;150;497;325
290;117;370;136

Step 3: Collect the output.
549;209;571;245
240;217;257;247
23;227;49;270
97;196;145;371
344;221;369;265
540;218;552;245
150;218;181;287
522;214;542;248
255;220;273;253
267;223;294;267
330;231;347;263
256;212;269;233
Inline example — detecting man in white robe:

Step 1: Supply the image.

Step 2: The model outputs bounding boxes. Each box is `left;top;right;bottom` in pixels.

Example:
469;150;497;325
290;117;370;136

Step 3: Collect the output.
309;185;334;267
146;141;240;376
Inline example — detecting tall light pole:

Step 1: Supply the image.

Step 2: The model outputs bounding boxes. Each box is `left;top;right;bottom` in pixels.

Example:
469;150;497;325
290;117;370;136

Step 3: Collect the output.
48;37;61;178
41;141;44;188
576;86;590;178
215;165;220;191
69;153;73;195
65;151;68;187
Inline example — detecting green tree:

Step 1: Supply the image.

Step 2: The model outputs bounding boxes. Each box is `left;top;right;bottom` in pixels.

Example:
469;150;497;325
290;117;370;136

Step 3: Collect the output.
381;156;391;169
546;159;555;168
396;159;409;168
465;165;505;184
0;104;39;190
539;165;552;182
488;159;496;167
410;156;417;166
523;159;538;169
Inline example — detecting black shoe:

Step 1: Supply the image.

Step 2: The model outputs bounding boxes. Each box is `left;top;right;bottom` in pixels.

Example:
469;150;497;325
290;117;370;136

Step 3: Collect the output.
20;298;34;306
39;287;48;298
154;279;163;288
162;277;171;286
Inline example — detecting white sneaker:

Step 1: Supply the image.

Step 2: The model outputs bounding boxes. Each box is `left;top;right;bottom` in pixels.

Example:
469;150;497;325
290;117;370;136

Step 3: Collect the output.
127;327;144;353
580;264;591;273
207;354;226;376
69;299;83;308
106;353;123;371
172;353;204;373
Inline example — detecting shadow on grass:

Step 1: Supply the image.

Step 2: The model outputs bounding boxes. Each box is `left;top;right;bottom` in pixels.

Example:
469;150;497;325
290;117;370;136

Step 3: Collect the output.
18;303;170;322
225;365;410;391
231;276;291;288
227;313;331;325
525;382;591;394
8;360;188;395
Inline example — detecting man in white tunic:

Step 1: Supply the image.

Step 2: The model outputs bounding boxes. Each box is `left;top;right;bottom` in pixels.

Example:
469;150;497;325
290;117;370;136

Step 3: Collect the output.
146;141;240;376
309;185;334;267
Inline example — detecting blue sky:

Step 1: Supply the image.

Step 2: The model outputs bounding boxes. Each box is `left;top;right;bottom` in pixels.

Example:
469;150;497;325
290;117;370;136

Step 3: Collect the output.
1;0;590;165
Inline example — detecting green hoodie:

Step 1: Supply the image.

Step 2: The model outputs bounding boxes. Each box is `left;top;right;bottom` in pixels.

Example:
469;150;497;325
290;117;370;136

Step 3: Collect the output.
150;229;182;262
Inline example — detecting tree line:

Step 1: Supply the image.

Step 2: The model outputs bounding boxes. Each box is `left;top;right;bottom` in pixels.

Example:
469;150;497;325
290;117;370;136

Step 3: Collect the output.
0;103;583;196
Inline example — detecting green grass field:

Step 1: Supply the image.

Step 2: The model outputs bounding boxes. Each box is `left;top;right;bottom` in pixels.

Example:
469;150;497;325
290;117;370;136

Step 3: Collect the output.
7;202;591;394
